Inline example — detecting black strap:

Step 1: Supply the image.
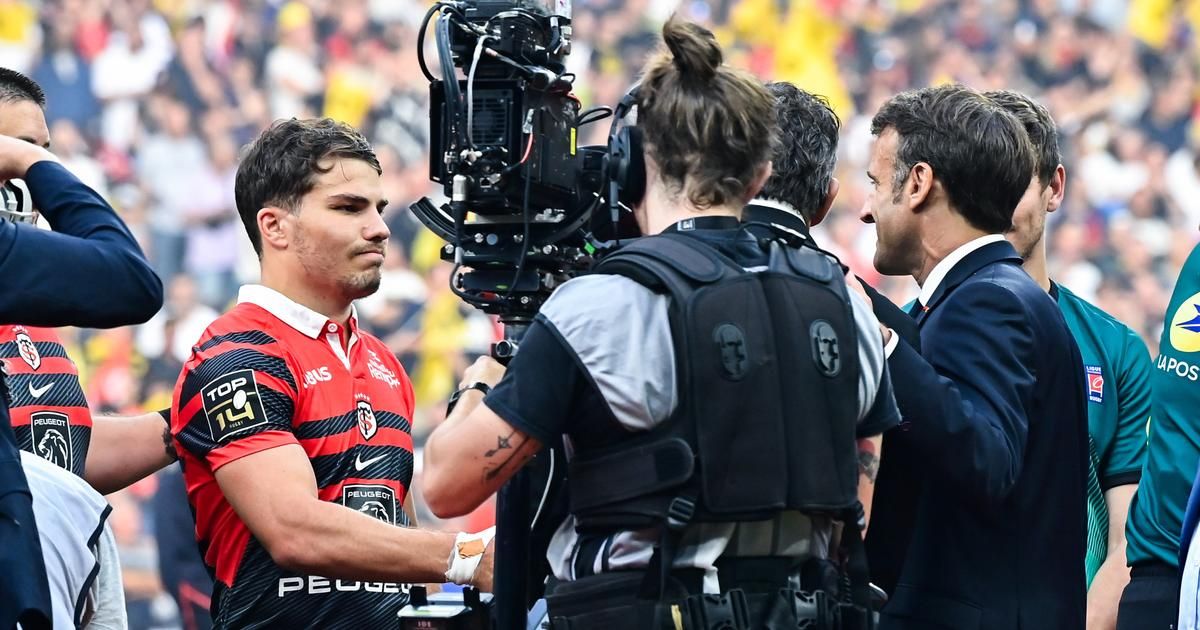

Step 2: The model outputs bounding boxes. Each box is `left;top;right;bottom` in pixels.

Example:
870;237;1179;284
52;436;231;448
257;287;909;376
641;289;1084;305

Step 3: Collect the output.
568;438;694;513
573;535;609;579
639;493;697;600
839;503;873;630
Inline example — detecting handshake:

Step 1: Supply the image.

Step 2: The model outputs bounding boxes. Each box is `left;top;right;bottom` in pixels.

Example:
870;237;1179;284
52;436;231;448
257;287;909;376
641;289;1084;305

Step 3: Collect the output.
447;526;497;592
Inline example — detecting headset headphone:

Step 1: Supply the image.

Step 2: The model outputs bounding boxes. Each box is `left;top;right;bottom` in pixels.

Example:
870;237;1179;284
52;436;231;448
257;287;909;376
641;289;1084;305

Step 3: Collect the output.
603;84;645;225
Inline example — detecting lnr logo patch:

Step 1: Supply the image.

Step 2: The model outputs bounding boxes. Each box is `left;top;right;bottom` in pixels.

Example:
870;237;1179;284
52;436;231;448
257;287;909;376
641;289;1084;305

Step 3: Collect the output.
1086;365;1104;404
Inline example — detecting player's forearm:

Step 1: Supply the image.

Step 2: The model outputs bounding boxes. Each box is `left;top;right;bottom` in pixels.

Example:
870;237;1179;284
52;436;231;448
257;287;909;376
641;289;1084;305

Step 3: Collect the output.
1088;484;1137;629
85;412;176;494
269;498;457;585
1086;550;1128;630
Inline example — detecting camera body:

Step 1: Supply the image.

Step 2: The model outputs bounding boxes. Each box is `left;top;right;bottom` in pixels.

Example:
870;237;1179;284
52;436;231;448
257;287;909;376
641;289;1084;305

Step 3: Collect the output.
410;0;613;321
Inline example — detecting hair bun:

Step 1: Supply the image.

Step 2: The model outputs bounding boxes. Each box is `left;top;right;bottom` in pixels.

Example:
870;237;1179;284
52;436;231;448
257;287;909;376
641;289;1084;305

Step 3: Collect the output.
662;17;722;83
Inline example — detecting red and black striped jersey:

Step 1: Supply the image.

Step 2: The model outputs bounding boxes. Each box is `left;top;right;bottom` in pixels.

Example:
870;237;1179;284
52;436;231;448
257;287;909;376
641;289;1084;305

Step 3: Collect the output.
171;286;416;629
0;325;91;476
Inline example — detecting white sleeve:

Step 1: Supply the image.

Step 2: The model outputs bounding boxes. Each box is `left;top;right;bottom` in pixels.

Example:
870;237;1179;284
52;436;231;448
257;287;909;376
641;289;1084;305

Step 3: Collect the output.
849;290;886;422
83;522;127;630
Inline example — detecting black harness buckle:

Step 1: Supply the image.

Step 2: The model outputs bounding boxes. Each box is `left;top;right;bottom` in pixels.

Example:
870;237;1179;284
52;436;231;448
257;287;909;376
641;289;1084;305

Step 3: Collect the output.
684;588;750;629
666;497;696;530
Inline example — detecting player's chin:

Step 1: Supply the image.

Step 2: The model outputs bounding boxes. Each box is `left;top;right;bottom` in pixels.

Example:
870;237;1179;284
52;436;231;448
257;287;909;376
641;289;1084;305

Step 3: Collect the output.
344;271;383;300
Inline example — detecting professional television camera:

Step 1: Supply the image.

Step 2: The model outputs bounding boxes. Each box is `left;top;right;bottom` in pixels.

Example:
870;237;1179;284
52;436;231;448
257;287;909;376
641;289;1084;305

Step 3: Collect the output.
405;2;629;629
408;0;622;330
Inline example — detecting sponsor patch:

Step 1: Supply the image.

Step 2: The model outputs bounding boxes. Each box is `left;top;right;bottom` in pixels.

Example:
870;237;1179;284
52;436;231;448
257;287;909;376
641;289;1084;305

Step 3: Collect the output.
1086;365;1104;404
1170;291;1200;353
31;411;71;470
201;369;268;443
366;349;401;388
343;484;396;525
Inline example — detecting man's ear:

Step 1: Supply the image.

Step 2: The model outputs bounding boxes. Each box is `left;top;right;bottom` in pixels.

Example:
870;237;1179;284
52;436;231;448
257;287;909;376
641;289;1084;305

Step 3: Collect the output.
907;162;934;212
744;161;774;203
1046;164;1066;214
810;177;840;227
258;206;291;252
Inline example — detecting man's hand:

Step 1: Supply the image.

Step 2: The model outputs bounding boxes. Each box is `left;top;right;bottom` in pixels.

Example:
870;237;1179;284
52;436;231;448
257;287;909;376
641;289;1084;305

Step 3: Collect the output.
845;271;870;304
460;356;507;390
845;272;894;346
0;134;57;180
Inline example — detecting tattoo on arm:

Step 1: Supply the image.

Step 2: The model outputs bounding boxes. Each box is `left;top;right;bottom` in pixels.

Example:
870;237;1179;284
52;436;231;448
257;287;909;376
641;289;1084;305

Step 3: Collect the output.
482;430;532;481
484;432;513;457
857;438;879;483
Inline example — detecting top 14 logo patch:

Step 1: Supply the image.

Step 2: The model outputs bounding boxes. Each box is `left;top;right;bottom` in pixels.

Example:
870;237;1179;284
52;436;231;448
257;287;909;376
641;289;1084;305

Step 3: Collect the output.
202;369;269;443
1085;365;1104;404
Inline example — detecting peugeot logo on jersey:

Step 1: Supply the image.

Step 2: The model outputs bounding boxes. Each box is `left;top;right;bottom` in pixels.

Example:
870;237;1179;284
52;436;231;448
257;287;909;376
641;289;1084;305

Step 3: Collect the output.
31;411;71;470
1171;292;1200;353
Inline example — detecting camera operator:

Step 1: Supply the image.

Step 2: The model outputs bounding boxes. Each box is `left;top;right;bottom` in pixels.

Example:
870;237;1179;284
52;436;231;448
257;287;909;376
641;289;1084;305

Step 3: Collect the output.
169;118;494;630
0;68;164;628
422;17;899;629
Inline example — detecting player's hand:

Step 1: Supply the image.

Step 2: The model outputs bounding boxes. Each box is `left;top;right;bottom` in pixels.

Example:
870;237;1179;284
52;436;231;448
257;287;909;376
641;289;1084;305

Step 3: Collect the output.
460;356;506;389
469;537;495;593
0;135;57;181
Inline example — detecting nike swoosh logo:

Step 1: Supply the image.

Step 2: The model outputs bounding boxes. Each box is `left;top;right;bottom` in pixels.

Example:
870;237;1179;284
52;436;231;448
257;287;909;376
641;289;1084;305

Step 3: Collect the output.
28;382;54;399
354;453;387;471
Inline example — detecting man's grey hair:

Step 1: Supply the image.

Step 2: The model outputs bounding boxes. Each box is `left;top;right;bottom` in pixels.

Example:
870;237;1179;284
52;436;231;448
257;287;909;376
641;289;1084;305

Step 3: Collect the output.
757;82;840;221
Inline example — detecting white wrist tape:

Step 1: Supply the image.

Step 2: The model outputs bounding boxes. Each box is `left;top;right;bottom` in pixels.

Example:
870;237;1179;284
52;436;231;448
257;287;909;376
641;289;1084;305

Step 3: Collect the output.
445;526;496;585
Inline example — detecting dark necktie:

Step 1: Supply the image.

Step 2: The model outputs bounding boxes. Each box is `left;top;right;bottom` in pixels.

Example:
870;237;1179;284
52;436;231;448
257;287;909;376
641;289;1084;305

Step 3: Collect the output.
907;299;924;318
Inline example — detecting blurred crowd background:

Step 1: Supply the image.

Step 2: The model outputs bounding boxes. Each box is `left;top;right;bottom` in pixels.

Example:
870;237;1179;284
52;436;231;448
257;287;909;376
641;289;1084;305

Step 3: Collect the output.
4;0;1198;626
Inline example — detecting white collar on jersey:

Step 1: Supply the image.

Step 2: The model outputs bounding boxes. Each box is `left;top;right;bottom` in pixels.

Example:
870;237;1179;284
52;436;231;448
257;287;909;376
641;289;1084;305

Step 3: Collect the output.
237;284;360;340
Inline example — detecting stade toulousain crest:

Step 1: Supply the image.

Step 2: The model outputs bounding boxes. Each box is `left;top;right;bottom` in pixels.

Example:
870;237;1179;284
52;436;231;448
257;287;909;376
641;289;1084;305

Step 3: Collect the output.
357;400;378;441
15;330;40;370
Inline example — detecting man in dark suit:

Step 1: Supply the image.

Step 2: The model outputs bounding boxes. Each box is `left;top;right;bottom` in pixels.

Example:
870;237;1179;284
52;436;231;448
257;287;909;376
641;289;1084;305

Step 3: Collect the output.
860;84;1089;629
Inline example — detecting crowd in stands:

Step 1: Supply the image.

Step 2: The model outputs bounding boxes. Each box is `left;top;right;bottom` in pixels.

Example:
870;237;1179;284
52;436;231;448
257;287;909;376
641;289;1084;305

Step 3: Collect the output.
3;0;1197;625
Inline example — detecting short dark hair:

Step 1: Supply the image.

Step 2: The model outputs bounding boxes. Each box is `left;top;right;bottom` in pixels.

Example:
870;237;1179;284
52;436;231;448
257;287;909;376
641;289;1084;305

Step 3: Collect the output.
758;82;840;221
235;118;381;256
870;84;1034;234
0;68;45;107
984;89;1061;189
